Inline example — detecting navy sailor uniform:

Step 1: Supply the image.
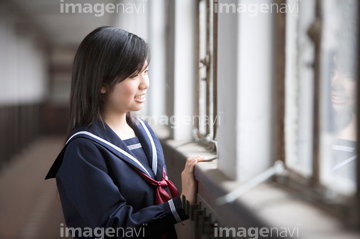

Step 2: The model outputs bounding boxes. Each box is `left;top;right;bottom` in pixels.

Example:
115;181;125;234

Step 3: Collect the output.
45;117;188;239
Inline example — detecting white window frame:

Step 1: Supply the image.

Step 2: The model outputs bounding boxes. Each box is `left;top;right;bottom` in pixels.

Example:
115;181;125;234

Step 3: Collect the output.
217;0;275;181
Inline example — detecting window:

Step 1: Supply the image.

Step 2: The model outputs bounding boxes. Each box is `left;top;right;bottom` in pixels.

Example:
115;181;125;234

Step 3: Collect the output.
196;0;218;142
123;0;360;235
214;0;359;226
284;0;359;214
319;0;358;196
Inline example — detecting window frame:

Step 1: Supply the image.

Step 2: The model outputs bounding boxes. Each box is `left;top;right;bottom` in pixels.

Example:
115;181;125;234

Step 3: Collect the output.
194;0;218;151
276;0;360;227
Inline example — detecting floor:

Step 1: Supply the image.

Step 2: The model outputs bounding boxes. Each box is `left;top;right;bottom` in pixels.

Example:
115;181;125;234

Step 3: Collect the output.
0;136;69;239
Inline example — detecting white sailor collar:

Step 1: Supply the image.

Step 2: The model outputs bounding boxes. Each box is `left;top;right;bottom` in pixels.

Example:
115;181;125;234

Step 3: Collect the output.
46;117;165;181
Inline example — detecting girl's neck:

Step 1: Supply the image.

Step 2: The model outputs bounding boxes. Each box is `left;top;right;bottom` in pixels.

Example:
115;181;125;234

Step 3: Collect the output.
101;111;136;140
337;113;357;141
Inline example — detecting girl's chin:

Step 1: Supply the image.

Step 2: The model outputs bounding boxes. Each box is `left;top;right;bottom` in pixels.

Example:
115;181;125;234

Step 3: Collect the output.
131;105;145;112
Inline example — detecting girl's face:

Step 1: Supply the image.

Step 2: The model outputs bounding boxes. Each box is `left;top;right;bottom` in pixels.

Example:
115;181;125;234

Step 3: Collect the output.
331;69;355;114
101;63;149;115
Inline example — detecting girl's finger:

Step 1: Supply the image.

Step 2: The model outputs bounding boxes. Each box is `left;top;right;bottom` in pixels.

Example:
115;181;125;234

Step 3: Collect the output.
185;157;197;169
196;156;206;162
185;155;206;172
187;155;205;163
188;156;205;173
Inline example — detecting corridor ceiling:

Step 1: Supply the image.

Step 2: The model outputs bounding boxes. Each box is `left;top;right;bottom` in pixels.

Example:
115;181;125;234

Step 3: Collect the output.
9;0;116;48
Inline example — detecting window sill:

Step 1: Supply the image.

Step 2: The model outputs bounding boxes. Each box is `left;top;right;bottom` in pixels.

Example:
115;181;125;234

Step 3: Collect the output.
158;133;360;239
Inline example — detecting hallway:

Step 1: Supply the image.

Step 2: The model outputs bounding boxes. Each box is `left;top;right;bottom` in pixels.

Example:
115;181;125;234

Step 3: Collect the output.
1;0;360;238
0;137;66;239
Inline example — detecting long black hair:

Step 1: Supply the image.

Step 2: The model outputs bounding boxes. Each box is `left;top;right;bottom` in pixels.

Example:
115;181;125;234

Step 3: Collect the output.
68;26;150;135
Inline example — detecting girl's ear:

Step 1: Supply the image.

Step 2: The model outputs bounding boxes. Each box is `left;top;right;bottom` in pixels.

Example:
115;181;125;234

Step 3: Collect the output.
101;86;107;94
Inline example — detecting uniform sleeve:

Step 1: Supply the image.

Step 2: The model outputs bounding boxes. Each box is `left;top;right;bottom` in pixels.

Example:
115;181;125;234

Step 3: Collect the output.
56;138;188;238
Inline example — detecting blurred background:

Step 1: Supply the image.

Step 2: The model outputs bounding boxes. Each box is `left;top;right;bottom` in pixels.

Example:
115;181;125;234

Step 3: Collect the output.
0;0;359;239
0;0;145;238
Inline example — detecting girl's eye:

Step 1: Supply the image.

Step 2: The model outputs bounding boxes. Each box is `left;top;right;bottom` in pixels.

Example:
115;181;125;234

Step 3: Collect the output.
130;70;148;79
331;69;337;78
130;74;138;79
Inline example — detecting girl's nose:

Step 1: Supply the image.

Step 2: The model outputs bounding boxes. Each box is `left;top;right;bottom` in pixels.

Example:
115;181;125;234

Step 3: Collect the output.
139;75;149;90
331;72;344;91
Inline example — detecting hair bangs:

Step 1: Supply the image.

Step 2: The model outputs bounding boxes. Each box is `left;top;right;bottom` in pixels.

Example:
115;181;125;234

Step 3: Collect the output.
126;36;151;79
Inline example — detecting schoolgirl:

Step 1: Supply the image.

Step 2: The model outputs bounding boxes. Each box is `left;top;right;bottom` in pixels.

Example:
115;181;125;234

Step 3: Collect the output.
46;26;204;239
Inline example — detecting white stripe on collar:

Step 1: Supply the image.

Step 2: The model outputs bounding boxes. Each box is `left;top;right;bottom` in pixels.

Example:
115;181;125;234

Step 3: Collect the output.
66;131;151;177
138;119;158;176
332;144;355;153
332;155;357;172
127;143;142;150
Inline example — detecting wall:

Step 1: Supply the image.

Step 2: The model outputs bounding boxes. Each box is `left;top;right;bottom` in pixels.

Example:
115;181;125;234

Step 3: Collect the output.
0;3;49;167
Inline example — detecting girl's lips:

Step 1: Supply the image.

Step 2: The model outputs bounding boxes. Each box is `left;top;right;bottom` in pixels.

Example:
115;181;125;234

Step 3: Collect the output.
331;94;348;104
134;94;146;103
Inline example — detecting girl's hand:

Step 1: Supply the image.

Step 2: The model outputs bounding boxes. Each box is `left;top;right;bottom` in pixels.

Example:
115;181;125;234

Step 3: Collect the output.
180;155;205;205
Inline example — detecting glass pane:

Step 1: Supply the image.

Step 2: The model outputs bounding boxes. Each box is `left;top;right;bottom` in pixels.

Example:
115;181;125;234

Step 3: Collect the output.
320;0;358;195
